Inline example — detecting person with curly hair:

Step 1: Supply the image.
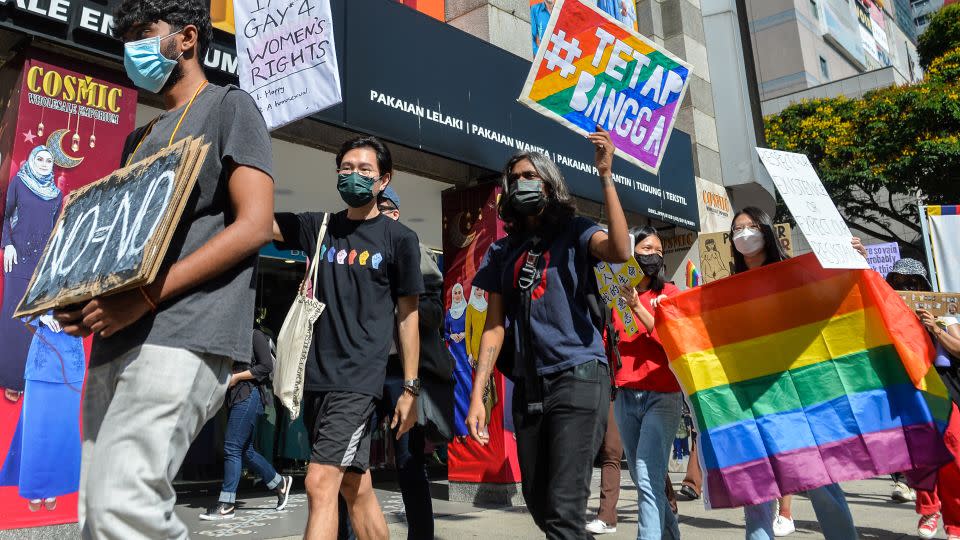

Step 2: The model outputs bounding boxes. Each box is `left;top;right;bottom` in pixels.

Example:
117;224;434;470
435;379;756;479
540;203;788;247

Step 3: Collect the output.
53;0;275;537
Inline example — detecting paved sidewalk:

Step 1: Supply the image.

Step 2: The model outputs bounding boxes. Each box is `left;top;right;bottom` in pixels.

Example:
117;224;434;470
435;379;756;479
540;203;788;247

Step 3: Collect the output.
176;472;929;539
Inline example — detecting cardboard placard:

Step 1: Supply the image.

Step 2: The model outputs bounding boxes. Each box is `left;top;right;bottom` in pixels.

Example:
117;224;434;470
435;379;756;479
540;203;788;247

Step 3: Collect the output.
756;148;868;270
519;0;692;175
697;224;793;284
14;137;209;317
897;291;960;318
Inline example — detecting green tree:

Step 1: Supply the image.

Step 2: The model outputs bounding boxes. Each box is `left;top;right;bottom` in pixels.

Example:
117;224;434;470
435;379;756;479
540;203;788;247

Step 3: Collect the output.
919;4;960;70
764;47;960;259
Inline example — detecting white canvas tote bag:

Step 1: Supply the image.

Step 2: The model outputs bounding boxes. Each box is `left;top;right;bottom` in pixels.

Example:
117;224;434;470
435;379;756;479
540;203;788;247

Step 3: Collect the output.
273;213;329;419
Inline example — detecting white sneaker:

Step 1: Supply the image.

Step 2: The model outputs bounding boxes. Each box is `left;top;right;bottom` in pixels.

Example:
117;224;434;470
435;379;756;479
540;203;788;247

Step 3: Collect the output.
585;519;617;534
891;481;916;502
773;515;796;537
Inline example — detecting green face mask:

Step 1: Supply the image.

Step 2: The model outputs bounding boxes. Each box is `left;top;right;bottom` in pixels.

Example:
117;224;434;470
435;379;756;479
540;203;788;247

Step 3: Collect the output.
337;172;378;208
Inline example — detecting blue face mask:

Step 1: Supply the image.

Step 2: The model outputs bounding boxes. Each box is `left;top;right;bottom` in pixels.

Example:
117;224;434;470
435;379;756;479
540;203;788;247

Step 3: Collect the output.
123;30;182;93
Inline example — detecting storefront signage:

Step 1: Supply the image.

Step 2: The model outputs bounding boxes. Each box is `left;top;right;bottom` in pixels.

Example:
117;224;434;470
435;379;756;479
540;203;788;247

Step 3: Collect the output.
519;0;691;175
0;0;699;229
0;50;137;532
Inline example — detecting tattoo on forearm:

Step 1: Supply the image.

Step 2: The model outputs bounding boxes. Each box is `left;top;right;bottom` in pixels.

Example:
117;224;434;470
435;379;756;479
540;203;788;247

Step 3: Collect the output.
601;175;614;188
477;346;497;377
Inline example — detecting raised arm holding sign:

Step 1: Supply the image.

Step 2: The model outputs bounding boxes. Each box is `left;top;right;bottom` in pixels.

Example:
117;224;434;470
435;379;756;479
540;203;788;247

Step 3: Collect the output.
519;0;691;175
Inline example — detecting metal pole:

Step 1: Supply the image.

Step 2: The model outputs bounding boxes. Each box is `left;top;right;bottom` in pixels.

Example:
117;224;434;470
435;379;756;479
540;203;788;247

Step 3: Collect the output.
917;199;939;292
734;0;766;146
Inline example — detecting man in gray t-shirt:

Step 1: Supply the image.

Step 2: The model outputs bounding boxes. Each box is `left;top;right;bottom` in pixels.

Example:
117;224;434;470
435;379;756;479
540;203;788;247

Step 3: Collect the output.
54;1;275;537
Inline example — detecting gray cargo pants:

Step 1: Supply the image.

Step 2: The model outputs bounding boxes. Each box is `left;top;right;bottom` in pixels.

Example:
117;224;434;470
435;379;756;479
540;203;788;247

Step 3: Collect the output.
79;344;231;539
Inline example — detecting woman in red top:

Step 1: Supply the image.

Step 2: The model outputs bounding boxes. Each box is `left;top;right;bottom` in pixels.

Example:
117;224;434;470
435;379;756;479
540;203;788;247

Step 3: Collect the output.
614;226;682;540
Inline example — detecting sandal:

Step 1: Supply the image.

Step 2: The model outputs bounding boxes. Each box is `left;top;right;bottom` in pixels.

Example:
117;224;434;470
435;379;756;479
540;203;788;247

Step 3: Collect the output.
678;484;700;501
43;497;56;511
28;499;42;512
4;388;22;402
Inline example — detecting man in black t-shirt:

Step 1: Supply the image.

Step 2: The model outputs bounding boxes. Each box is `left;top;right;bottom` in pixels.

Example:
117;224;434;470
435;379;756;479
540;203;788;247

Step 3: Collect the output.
273;136;423;540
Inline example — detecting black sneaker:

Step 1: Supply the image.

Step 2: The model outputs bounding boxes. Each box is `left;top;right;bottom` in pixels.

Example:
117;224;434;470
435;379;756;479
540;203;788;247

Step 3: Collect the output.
199;503;235;521
276;475;293;511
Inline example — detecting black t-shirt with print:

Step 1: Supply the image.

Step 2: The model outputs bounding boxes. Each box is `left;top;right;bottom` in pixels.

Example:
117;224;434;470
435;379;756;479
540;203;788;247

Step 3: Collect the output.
275;211;423;397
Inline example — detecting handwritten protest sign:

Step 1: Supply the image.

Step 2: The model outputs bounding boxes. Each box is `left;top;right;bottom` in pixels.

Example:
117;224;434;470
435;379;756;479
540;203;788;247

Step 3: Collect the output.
757;148;868;270
866;242;900;277
595;258;643;336
234;0;342;131
519;0;692;175
697;224;793;284
15;137;209;318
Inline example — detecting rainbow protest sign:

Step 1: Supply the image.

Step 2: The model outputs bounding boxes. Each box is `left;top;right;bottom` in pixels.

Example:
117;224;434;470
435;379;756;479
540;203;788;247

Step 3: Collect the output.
519;0;692;175
655;254;954;508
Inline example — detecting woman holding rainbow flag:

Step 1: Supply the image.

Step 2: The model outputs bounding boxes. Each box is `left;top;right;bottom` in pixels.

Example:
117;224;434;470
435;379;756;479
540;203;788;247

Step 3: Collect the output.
729;207;859;540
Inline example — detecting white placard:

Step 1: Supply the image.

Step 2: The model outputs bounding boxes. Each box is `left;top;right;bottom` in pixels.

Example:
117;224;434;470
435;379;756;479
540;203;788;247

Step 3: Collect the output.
756;148;869;270
234;0;343;131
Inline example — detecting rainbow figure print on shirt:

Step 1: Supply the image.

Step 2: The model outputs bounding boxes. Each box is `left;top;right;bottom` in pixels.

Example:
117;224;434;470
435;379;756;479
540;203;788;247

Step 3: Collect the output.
371;253;383;269
336;249;347;264
327;247;336;263
348;250;358;265
359;251;370;266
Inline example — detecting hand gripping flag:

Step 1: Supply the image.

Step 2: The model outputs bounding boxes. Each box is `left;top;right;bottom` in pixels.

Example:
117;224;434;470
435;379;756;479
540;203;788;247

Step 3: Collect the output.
655;254;953;508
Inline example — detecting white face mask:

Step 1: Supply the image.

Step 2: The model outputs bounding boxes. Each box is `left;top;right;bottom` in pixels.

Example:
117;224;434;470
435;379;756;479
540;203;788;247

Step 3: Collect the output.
733;228;765;256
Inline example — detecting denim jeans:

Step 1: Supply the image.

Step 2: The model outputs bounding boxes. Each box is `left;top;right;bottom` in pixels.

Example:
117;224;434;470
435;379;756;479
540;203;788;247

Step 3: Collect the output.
614;389;682;540
219;387;282;504
513;359;610;540
339;375;433;540
744;483;857;540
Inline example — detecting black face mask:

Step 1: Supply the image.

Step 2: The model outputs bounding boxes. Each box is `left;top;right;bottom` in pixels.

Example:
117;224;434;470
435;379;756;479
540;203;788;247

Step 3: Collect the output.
636;253;663;277
509;179;546;217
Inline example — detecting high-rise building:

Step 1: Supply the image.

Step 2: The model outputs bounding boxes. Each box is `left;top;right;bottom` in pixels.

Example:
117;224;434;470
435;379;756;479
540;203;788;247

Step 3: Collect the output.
743;0;922;115
912;0;945;34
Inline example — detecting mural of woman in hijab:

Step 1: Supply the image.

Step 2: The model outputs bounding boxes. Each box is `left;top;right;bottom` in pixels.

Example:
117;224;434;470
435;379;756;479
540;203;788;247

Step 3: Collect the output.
0;311;84;511
0;146;62;402
445;283;470;437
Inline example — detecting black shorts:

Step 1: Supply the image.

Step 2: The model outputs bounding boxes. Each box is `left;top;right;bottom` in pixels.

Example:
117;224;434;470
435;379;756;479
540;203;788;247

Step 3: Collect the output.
303;391;377;472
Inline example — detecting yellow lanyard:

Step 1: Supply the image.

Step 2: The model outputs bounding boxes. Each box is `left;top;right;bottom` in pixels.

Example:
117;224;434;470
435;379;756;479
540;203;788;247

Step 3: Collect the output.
126;81;209;166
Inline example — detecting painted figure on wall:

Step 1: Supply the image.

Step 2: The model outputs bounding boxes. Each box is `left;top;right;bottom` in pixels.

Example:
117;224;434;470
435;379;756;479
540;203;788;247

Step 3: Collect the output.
530;0;556;54
0;312;85;511
445;283;470;437
0;145;62;402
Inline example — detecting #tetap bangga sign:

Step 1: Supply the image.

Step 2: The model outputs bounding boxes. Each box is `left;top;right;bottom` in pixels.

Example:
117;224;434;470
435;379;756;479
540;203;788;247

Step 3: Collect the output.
519;0;691;175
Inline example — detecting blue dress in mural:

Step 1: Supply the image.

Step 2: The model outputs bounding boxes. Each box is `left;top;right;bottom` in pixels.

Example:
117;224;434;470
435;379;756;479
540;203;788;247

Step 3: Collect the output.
445;305;471;437
0;316;85;501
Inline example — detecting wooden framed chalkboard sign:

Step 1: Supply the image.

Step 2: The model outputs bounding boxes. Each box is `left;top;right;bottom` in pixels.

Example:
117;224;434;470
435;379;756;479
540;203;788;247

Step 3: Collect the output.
14;136;210;318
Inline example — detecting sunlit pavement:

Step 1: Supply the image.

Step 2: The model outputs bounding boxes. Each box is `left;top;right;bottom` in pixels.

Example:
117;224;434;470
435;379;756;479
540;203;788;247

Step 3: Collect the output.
176;471;927;539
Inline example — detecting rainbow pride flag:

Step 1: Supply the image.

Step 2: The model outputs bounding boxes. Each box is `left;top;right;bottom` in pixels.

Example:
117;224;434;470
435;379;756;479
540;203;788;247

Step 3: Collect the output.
685;260;701;288
655;254;953;508
518;0;691;174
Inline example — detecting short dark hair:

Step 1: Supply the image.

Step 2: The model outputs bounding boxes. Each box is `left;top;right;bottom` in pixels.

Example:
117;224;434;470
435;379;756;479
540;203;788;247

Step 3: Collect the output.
634;226;667;293
730;206;789;274
336;136;393;175
113;0;213;59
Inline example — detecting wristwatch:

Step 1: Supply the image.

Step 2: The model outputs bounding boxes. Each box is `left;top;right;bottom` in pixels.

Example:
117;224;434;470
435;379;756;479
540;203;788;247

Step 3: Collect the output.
402;378;421;396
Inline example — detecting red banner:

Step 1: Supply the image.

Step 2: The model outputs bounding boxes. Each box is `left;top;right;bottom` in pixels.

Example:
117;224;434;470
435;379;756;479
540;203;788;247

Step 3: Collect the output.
443;183;521;484
0;51;137;530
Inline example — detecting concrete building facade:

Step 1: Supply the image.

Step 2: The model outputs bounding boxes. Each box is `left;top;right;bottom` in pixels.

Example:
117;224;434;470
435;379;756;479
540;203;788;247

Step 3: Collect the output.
745;0;921;104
